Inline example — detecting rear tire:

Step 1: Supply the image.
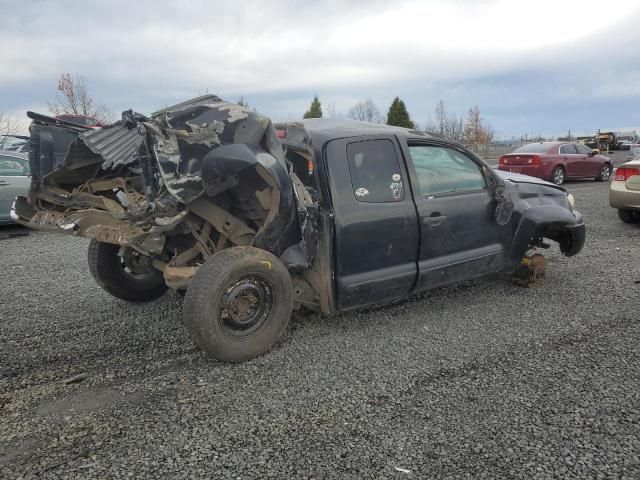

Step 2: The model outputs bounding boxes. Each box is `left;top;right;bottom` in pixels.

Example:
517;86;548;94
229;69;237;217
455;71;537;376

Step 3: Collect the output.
183;247;292;362
618;209;640;224
595;163;612;182
87;240;167;302
551;166;565;185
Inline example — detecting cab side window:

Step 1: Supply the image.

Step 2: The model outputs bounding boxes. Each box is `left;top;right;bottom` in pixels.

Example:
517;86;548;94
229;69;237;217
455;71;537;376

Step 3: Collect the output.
408;145;485;196
346;139;404;203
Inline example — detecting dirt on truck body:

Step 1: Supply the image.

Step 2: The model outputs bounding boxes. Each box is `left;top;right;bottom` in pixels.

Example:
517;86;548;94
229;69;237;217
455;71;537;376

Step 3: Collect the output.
13;95;586;362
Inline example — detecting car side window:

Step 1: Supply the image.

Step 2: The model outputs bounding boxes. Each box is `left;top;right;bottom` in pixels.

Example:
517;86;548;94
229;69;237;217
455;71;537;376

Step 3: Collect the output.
560;144;578;154
408;145;486;196
346;139;404;203
576;144;592;155
0;156;29;176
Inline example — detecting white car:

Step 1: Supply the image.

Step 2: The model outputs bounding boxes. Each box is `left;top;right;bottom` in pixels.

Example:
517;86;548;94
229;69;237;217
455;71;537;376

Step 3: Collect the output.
627;144;640;162
610;157;640;224
0;151;30;224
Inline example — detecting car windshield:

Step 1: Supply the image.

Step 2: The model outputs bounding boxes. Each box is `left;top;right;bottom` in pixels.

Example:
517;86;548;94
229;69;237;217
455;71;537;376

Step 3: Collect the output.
512;143;550;153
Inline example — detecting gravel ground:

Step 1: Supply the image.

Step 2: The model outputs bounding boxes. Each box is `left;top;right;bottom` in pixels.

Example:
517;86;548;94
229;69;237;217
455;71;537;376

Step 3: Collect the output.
1;178;639;479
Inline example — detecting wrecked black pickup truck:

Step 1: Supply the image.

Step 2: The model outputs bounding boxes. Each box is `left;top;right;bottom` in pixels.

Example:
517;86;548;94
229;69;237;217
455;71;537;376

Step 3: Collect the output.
12;95;585;362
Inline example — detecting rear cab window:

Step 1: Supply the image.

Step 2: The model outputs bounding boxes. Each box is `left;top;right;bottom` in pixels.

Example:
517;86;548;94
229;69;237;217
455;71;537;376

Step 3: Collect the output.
346;139;404;203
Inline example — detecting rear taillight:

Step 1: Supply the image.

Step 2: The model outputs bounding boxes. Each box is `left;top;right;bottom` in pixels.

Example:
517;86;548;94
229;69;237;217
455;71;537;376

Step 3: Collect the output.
530;155;541;165
276;129;286;139
499;156;507;165
614;167;640;181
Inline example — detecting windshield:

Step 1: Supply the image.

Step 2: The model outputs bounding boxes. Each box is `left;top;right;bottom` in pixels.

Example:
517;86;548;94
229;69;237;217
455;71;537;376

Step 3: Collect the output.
512;143;550;154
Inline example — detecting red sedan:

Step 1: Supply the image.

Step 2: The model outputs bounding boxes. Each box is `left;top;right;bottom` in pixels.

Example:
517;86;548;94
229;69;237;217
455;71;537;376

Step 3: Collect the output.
498;142;613;185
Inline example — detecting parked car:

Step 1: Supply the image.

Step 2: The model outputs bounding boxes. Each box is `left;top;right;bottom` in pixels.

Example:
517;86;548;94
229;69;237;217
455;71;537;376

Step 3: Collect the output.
498;142;612;185
0;151;30;224
626;144;640;162
0;135;29;153
13;95;586;362
55;114;105;128
610;158;640;223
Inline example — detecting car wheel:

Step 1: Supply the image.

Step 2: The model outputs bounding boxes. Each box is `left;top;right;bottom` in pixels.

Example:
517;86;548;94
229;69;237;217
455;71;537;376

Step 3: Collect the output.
596;164;612;182
551;166;565;185
87;240;168;302
183;246;293;363
618;209;640;224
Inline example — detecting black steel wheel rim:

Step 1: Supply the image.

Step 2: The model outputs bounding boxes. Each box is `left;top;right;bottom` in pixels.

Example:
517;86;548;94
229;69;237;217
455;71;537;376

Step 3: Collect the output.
219;274;274;338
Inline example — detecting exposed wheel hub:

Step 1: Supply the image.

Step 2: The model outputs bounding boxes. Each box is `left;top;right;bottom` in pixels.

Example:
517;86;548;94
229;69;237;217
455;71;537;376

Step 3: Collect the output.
221;276;273;335
514;253;547;287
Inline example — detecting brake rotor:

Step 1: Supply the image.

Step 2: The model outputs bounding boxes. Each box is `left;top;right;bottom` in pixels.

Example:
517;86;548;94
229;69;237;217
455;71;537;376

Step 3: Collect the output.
514;253;547;287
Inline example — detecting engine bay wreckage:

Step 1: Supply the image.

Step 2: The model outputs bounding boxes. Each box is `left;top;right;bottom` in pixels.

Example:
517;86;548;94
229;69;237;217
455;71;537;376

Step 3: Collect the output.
13;95;320;292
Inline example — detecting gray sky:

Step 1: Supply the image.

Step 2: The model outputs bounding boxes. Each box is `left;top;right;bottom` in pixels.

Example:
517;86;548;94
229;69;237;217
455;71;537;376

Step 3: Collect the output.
1;0;639;137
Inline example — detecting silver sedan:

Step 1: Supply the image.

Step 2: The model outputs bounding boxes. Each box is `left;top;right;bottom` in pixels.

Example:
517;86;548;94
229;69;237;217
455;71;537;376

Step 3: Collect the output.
0;150;30;224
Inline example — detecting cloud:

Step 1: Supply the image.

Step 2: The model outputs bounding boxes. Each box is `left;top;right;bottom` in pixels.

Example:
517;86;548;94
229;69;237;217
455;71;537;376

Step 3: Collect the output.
0;0;639;136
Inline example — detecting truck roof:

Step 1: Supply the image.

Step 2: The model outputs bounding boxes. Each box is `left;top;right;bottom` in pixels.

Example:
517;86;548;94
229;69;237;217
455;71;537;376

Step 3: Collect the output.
275;118;432;148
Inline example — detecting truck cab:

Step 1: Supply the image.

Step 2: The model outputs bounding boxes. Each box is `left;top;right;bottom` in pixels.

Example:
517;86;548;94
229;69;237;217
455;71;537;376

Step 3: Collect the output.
278;119;584;312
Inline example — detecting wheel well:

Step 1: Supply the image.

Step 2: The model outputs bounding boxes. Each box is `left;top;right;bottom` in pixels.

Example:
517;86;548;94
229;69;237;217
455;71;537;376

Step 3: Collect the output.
535;224;573;255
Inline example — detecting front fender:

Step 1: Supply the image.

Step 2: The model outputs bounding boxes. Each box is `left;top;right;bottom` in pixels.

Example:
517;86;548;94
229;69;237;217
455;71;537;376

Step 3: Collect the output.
510;205;585;263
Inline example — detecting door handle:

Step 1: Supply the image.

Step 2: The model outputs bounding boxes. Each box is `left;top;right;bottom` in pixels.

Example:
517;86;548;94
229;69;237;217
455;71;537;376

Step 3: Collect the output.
423;214;447;226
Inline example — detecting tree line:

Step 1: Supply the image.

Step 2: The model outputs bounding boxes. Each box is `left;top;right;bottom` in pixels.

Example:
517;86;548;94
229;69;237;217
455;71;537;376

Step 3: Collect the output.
0;73;493;148
300;95;494;145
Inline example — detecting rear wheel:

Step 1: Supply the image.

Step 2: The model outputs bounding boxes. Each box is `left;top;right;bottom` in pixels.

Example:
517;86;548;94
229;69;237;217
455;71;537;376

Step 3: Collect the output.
87;240;167;302
595;163;612;182
183;247;292;362
551;166;565;185
618;209;640;224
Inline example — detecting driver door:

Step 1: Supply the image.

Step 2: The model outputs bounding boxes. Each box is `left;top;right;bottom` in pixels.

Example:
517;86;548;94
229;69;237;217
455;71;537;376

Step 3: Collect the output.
399;140;506;291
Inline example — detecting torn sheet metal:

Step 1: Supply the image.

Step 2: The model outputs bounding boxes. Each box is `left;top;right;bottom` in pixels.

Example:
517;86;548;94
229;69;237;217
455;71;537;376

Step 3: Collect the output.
20;95;304;259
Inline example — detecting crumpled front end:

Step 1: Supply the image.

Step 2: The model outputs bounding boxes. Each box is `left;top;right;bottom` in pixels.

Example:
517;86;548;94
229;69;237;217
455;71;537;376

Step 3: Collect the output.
13;95;318;286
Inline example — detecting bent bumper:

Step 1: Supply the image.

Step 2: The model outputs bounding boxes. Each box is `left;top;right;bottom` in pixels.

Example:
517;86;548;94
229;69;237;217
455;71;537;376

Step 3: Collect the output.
561;214;586;257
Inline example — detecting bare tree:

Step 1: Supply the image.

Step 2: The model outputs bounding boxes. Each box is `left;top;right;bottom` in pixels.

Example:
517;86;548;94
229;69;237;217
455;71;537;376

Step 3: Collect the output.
0;111;27;137
435;99;447;137
326;101;338;119
463;105;494;144
348;99;382;123
421;116;439;136
445;115;465;142
48;73;112;123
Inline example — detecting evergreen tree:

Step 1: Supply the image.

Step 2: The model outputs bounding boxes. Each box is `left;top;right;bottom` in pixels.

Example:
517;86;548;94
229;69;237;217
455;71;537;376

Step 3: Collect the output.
303;95;323;119
386;97;414;128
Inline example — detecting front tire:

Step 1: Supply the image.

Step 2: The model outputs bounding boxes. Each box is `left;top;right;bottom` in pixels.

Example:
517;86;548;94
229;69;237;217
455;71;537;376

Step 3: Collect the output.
618;209;640;224
183;247;293;363
87;240;167;302
551;166;565;185
596;163;612;182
